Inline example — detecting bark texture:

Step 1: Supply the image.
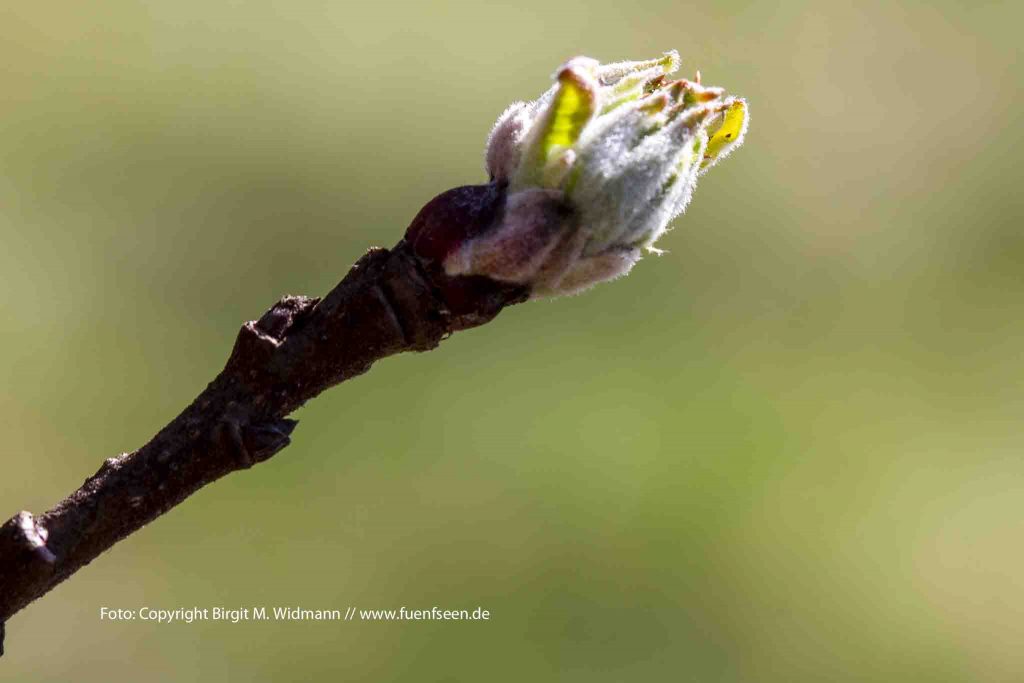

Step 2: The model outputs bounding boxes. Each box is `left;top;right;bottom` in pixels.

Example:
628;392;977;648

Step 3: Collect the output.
0;183;531;654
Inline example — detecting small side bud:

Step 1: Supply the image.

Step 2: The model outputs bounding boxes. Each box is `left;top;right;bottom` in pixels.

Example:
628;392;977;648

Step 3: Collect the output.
486;102;532;182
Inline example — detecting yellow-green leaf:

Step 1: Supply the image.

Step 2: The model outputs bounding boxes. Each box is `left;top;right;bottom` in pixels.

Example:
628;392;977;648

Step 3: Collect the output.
540;70;596;158
513;65;597;189
701;99;747;169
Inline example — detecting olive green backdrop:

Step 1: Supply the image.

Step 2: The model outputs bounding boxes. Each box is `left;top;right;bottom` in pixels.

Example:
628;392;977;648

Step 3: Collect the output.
2;1;1021;680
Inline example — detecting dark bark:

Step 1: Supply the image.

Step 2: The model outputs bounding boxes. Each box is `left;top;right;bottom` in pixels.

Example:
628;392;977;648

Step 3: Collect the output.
0;183;531;654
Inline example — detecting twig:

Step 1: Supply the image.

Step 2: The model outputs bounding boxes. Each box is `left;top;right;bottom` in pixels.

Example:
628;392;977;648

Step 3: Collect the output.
0;45;751;654
0;183;528;654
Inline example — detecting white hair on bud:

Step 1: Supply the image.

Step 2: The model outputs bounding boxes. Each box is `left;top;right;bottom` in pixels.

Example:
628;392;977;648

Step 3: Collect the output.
485;102;533;182
538;247;641;297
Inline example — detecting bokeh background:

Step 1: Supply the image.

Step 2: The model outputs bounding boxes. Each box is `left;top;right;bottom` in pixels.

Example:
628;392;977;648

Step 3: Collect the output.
2;1;1021;680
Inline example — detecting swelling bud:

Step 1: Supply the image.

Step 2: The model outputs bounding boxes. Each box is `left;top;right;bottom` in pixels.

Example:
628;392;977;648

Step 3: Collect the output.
407;51;749;298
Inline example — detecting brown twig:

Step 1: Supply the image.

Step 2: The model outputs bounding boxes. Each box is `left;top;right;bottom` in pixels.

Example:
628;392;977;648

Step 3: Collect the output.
0;183;530;655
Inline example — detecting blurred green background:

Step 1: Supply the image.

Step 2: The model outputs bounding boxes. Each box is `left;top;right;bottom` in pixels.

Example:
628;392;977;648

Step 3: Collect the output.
2;0;1021;680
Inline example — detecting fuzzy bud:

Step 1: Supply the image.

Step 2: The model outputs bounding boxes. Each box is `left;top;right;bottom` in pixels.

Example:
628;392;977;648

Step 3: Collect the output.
407;51;749;298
